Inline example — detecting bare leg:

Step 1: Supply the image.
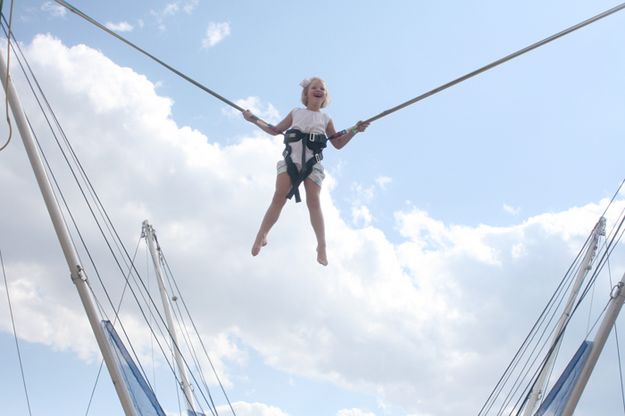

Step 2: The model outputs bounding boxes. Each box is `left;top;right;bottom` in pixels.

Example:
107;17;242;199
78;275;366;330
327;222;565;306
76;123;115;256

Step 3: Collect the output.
304;178;327;266
252;173;291;256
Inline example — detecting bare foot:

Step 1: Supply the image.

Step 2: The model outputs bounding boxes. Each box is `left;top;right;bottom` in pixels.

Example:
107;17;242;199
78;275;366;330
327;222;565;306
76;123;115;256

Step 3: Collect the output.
251;234;267;256
317;246;328;266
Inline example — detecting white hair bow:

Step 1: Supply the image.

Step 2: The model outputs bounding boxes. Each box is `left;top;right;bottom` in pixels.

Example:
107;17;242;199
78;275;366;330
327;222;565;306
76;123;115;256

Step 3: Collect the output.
299;78;311;88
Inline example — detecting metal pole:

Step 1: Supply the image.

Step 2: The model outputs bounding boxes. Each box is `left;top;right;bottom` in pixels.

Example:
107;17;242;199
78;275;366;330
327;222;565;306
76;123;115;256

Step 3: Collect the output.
142;220;196;412
0;51;137;416
523;218;605;416
560;271;625;416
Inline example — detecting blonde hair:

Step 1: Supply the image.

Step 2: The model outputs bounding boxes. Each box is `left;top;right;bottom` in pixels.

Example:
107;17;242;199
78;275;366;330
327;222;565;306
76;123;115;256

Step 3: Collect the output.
300;77;331;108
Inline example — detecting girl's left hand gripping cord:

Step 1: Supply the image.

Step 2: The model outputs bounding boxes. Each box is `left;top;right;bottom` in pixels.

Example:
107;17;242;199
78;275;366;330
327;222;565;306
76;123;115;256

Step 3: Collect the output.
243;109;273;131
353;120;370;133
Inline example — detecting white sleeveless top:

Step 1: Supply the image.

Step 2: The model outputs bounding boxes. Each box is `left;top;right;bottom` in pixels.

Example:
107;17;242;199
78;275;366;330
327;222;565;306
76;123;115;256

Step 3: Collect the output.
288;108;331;165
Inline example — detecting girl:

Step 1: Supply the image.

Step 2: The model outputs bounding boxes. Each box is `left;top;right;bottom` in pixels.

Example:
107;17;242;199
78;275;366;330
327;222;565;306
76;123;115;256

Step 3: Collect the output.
243;77;368;266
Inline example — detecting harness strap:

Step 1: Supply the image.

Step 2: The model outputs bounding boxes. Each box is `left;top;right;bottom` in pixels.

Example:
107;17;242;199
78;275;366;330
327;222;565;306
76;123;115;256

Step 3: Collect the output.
282;129;327;203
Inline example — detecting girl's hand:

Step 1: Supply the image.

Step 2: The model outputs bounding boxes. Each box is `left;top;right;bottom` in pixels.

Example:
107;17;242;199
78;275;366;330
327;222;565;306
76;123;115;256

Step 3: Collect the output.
355;120;369;133
243;109;256;122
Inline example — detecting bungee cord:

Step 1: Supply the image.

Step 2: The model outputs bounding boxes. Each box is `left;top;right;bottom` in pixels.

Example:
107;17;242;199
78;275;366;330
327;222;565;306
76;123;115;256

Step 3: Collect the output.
53;0;625;141
1;249;34;416
0;0;15;152
602;216;625;413
358;2;625;126
52;0;245;112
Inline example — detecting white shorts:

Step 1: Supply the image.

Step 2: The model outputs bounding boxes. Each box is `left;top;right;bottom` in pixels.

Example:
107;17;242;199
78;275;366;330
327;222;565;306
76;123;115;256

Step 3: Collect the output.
277;159;325;187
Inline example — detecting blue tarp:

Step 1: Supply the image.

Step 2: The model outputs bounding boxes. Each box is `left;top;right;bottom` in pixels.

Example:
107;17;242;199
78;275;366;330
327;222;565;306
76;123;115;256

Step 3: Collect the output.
102;320;167;416
534;340;593;416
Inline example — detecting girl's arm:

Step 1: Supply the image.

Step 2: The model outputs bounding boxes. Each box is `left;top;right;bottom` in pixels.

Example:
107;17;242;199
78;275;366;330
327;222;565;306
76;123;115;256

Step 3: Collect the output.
243;109;292;136
327;119;369;150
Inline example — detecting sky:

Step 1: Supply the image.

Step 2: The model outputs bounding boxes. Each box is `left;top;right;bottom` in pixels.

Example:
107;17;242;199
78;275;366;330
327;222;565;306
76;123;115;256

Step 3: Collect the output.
1;1;625;416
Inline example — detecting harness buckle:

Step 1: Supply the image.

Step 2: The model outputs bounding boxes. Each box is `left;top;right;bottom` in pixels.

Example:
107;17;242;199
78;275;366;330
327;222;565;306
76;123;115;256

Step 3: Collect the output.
314;153;323;163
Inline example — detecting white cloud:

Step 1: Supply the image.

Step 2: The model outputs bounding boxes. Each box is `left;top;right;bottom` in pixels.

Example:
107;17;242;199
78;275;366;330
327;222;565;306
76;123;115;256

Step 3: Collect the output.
219;402;289;416
503;203;521;216
105;21;134;32
510;241;527;258
183;0;199;14
151;1;198;31
202;22;231;48
162;0;198;16
169;402;289;416
2;34;624;416
0;266;94;360
375;176;392;190
352;205;373;227
163;2;180;16
337;409;375;416
41;1;66;17
351;182;376;204
346;177;391;227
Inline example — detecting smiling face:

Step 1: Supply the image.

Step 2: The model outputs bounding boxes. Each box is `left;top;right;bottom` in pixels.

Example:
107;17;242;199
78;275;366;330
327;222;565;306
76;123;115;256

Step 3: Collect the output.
301;78;330;110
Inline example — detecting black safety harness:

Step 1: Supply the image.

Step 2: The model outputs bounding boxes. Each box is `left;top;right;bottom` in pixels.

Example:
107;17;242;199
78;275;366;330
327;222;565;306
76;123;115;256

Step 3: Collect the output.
282;128;328;203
